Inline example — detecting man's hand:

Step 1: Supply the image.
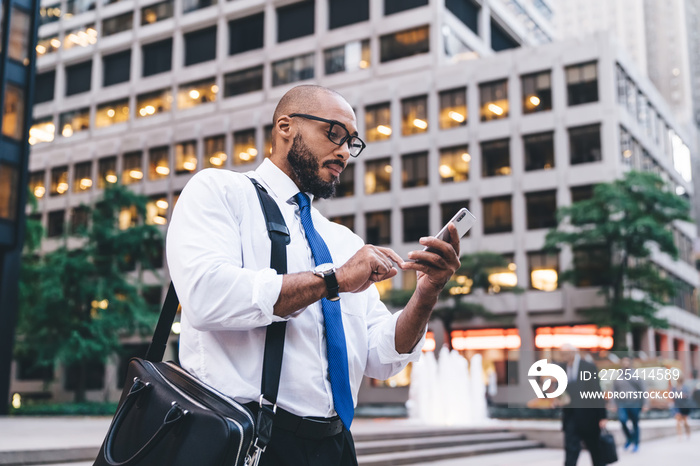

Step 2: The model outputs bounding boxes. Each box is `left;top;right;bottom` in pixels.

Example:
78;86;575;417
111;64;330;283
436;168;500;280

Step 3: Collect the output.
401;223;461;296
336;245;404;294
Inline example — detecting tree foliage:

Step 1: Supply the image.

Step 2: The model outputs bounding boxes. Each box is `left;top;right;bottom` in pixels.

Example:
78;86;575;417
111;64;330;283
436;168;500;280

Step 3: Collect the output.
544;171;691;349
17;183;164;401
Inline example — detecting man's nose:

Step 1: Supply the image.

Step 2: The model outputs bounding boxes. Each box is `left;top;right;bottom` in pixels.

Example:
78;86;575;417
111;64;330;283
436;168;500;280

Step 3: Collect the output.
335;141;351;162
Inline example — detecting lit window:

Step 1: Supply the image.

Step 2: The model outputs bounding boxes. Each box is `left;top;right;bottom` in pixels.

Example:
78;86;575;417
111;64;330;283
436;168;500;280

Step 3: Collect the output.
183;0;216;13
523;132;554;171
50;166;69;196
380;25;429;63
0;164;19;221
73;161;93;192
535;325;613;350
39;4;61;26
272;53;314;87
29;171;46;199
528;251;558;291
59;108;90;138
98;156;118;187
204;135;227;169
521;71;551;114
96;99;129;128
525;190;557;230
102;12;132;36
566;62;598;106
119;205;138;230
2;83;24;140
9;7;31;64
223;66;263;97
439;87;467;129
177;77;218;110
479;79;508;121
481;139;510;177
148;146;170;179
324;39;370;75
401;152;428;188
482;195;512;234
401;95;428;136
175;141;197;174
36;35;60;56
136;88;172;118
365;210;392;244
63;24;97;50
365;102;392;142
146;195;169;226
487;253;517;292
439;145;470;183
232;129;257;165
365;158;392;194
122;152;143;185
141;0;173;25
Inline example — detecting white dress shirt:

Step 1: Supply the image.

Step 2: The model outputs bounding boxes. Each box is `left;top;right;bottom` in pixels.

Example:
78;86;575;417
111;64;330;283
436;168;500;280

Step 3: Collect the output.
166;158;424;419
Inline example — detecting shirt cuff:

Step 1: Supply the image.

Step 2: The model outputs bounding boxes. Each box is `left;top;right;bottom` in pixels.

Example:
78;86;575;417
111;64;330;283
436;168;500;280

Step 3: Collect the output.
252;268;286;323
376;309;426;365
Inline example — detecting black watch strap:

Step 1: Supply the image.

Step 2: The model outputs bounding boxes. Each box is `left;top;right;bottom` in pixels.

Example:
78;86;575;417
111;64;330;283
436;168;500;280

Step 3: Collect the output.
322;271;340;301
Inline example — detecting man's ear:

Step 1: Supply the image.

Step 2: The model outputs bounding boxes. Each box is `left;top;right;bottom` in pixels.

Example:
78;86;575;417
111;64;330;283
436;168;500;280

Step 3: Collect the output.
276;116;293;140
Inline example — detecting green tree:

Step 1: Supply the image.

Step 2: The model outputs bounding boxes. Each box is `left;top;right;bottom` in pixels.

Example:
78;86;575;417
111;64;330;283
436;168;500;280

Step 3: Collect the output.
17;183;164;401
544;171;691;350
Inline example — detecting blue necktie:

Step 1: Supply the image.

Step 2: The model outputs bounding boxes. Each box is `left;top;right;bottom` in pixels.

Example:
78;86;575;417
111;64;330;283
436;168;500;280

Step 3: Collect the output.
294;192;354;429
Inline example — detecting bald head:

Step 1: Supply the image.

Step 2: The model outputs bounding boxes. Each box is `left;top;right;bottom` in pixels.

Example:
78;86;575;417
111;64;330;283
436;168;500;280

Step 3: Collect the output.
272;85;346;125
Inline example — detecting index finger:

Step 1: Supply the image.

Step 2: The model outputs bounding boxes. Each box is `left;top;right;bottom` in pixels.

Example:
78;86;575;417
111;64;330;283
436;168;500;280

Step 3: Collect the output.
375;246;405;266
446;223;461;256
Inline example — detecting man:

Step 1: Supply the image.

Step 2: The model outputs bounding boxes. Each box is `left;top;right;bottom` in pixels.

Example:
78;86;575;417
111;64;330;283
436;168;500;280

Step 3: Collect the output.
612;356;646;452
558;344;608;466
166;85;460;465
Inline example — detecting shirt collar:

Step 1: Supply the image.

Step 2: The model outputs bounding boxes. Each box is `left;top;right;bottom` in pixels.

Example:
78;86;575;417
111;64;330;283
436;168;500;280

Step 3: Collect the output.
254;158;315;204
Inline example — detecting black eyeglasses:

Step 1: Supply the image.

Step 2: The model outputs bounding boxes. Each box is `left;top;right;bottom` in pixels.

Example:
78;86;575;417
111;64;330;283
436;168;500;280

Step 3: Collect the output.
289;113;366;157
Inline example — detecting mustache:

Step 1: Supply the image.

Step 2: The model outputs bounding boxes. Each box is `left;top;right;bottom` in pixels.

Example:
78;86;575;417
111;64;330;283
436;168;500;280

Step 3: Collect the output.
322;160;345;171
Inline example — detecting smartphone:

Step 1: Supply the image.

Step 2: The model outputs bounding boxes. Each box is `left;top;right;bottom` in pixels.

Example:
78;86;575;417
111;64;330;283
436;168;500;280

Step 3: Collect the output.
423;208;476;254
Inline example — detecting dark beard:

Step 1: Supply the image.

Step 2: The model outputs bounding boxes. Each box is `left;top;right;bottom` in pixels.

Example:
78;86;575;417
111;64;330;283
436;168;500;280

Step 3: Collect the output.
287;134;339;199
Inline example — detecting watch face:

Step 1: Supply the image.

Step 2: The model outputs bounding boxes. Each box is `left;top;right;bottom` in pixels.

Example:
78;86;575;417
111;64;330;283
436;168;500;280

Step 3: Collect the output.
314;263;335;274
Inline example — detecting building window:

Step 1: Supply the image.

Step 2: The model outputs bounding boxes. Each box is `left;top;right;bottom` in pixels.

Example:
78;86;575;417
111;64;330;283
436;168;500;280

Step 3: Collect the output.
439;145;470;183
29;171;46;199
103;50;131;87
50;166;69;196
324;39;370;75
63;24;97;51
123;152;143;185
59;108;90;138
523;132;554;171
65;0;95;16
401;95;428;136
232;129;257;165
39;3;61;26
9;7;31;63
177;77;217;109
184;26;216;66
573;246;609;287
204;135;227;169
569;124;602;165
224;66;264;97
528;251;558;291
35;70;56;104
142;0;173;25
183;0;216;14
385;0;427;15
479;79;508;121
142;39;172;76
148;146;170;179
441;200;470;235
175;141;198;174
65;61;92;96
525;190;557;230
483;195;512;234
102;12;132;36
380;25;430;63
330;215;355;232
36;35;61;56
335;163;355;197
521;71;551;114
146;195;169;226
365;102;392;142
366;211;391;244
566;62;598;106
403;206;429;242
272;53;315;86
70;206;90;234
47;210;65;237
277;0;314;42
446;0;479;34
96;99;129;128
264;124;273;157
481;139;511;177
0;164;18;220
570;185;594;203
29;117;55;145
2;83;24;140
365;158;392;194
439;87;467;129
136;88;172;118
229;12;264;55
402;152;428;188
73;161;93;192
329;0;368;29
491;19;519;51
98;156;117;187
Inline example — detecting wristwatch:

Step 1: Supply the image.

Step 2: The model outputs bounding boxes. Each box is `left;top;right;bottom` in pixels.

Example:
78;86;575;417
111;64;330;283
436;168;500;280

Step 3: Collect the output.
313;263;340;302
